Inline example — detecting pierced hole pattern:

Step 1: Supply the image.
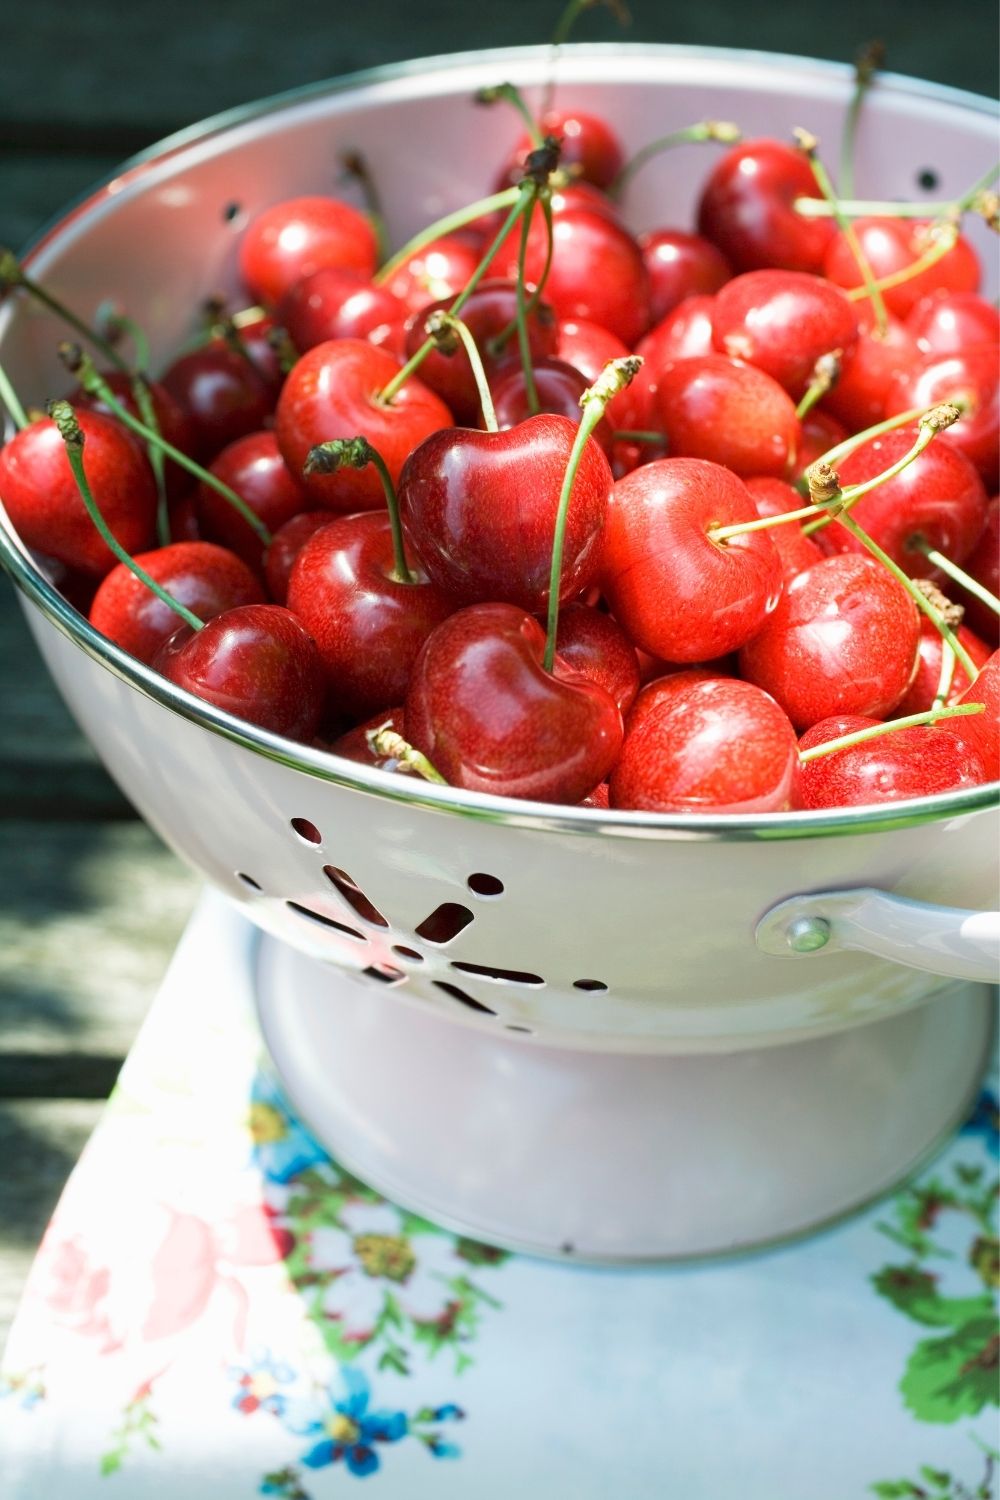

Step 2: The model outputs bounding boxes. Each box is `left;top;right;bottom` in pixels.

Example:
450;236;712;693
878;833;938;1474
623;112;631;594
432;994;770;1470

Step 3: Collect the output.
415;903;474;944
391;945;423;962
573;978;608;992
361;964;407;986
467;872;504;897
237;872;261;890
285;901;366;943
917;168;939;191
432;980;497;1016
290;817;322;845
451;961;544;987
505;1024;533;1034
323;865;388;927
223;201;243;222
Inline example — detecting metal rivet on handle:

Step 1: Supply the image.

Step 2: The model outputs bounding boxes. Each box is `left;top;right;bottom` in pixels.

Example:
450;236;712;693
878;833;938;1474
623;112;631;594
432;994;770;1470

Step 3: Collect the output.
786;916;832;953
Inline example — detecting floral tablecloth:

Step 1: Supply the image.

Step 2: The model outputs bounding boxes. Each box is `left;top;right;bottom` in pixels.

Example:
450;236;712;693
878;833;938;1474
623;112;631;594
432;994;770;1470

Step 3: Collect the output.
2;889;997;1498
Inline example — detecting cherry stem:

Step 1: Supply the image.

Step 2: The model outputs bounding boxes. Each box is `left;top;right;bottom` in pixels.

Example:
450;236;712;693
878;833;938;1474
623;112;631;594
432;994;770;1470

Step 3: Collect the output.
65;346;272;547
426;311;499;431
611;429;663;444
214;313;272;384
797;700;983;763
933;641;957;710
795;351;841;420
486;191;554;358
131;374;170;547
303;437;413;585
47;399;203;633
339;151;388;266
515;201;541;416
377;182;536;406
367;722;447;783
0;249;130;373
794;404;928;495
794;162;1000;219
96;306;150;373
839;40;885;202
543;355;642;672
549;0;629;50
795;130;888;336
844;222;960;303
708;501;822;544
373;186;522;288
609;120;742;199
0;362;29;431
476;83;544;147
911;538;1000;617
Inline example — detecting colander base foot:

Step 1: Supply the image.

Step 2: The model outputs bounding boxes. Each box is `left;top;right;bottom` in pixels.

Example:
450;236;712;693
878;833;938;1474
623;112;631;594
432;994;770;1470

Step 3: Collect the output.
255;937;995;1261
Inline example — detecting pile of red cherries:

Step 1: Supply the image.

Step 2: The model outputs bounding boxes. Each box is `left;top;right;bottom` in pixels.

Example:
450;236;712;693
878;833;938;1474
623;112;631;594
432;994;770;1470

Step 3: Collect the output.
0;86;998;814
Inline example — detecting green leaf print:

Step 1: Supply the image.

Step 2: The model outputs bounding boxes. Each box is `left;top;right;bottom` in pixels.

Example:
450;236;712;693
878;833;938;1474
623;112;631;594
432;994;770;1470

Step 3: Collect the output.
872;1266;994;1330
900;1318;999;1423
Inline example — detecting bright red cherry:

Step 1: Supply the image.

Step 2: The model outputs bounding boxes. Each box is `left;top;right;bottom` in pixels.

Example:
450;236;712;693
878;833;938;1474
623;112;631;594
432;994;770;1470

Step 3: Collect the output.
697;139;836;274
238;195;379;307
894;618;992;717
906;291;1000;356
155;603;326;741
712;269;858;398
819;308;920;433
798;715;987;807
639;229;731;324
739;554;921;728
196;431;310;572
609;675;800;813
90;541;264;664
653;356;800;478
822;217;980;319
601;457;784;661
278;267;407;354
883;345;999;491
275;339;453;511
745;475;824;580
624;667;719;737
0;410;157;576
380;234;481;318
496;110;624;191
286;511;453;719
405;603;623;804
398;413;612;614
954;497;999;646
953;651;1000;780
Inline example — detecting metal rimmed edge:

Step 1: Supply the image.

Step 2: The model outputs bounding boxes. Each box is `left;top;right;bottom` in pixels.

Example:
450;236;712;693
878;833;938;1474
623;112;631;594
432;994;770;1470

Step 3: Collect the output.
0;43;997;844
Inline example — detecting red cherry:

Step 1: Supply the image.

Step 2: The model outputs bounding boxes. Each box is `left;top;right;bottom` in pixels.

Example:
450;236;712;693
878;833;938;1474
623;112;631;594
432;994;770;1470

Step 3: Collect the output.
329;706;409;772
697;138;836;274
552;603;640;715
196;431;310;572
822;218;980;318
405;603;623;803
639;228;731;324
826;425;988;576
883;345;999;491
954;497;999;646
238;195;378;307
601;457;784;661
894;619;992;717
497;110;624;192
286;511;453;719
744;475;825;580
739;553;921;728
906;291;1000;356
155;603;326;741
90;541;265;664
159;343;274;462
556;318;629;387
653;355;800;479
639;297;716;372
275;339;453;511
264;511;336;604
609;675;800;813
279;268;407;354
953;651;1000;780
381;234;481;318
398;413;612;613
798;715;986;808
819;309;919;432
492;359;614;452
796;408;849;476
711;270;858;398
624;667;720;736
0;410;157;576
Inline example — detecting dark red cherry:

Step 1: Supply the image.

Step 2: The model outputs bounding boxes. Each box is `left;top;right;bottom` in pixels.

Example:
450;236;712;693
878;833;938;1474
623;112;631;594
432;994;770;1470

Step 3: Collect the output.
497;109;624;192
551;603;640;714
381;234;480;318
196;430;310;572
639;228;731;324
329;706;409;772
238;195;379;307
71;371;197;499
795;408;849;476
819;308;919;433
492;359;614;452
954;497;999;646
745;475;824;580
697;139;836;274
160;343;274;462
264;511;337;604
798;715;986;807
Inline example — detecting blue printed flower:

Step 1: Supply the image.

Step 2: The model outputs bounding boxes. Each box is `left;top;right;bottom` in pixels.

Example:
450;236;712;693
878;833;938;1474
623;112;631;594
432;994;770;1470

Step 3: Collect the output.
961;1089;999;1158
229;1350;297;1417
285;1367;407;1478
249;1075;329;1185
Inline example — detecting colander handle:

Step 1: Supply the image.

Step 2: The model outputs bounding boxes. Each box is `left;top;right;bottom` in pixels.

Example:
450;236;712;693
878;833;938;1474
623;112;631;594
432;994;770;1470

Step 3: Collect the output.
755;888;1000;984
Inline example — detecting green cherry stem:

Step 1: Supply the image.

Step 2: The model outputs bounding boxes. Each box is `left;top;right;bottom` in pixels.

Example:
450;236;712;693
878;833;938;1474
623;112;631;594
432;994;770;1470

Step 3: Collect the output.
373;186;522;288
476;83;544;147
543;355;642;672
515;200;541;416
611;429;664;444
609;120;742;199
797;701;984;763
799;404;927;482
911;538;1000;617
64;346;272;547
131;374;170;547
339;151;389;266
425;312;499;431
47;399;203;632
367;722;448;783
839;40;885;201
844;221;960;304
794;161;1000;219
0;249;129;372
933;641;958;710
0;362;29;431
486;190;555;359
303;437;413;585
794;128;888;336
795;350;842;420
96;306;150;373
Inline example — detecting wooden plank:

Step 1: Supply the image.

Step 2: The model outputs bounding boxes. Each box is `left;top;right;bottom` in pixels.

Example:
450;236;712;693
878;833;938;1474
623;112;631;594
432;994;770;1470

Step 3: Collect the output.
0;1098;104;1349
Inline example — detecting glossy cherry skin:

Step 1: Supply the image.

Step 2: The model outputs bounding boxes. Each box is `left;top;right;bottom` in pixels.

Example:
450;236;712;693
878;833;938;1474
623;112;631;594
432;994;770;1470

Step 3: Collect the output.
275;339;453;511
381;234;481;319
955;496;999;646
827;426;988;576
653;356;800;479
819;310;919;433
697;139;836;274
711;270;858;399
795;409;849;477
601;458;784;661
883;345;999;491
744;476;824;580
798;715;987;808
609;676;800;813
906;292;1000;356
329;706;410;773
238;195;378;307
739;554;921;729
551;603;640;715
894;619;993;717
155;603;326;742
398;413;613;614
72;371;198;499
0;410;157;576
286;511;454;719
89;541;264;664
160;343;275;462
954;651;1000;781
497;109;624;191
196;430;310;572
401;280;558;425
492;359;614;452
624;667;719;736
822;218;981;319
278;267;407;354
639;229;731;324
405;603;623;804
263;511;336;604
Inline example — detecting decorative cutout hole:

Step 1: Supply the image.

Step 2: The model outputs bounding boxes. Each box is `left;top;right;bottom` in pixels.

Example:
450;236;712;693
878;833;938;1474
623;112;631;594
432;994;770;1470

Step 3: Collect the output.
290;818;322;845
323;865;388;927
391;945;423;963
361;964;406;986
451;961;543;986
916;168;939;191
432;980;497;1016
223;200;243;222
237;872;261;890
560;1241;575;1255
573;978;608;992
505;1024;533;1034
285;901;366;942
415;903;474;944
467;872;505;897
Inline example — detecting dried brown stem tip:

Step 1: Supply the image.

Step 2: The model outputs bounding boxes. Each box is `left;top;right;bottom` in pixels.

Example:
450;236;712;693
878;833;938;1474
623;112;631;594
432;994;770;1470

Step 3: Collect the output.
806;461;843;507
521;136;563;186
793;127;819;158
57;340;85;374
913;578;964;627
921;403;962;433
854;39;886;84
424;310;461;355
